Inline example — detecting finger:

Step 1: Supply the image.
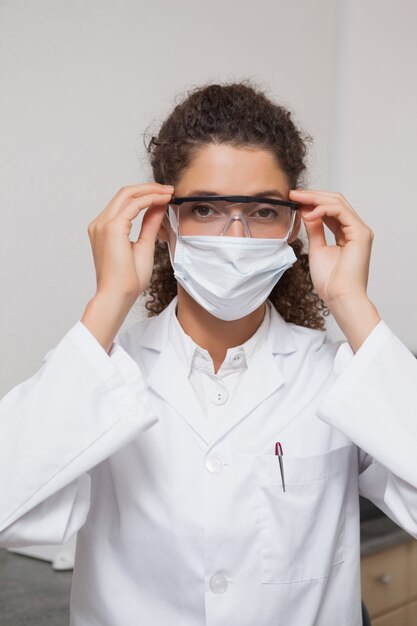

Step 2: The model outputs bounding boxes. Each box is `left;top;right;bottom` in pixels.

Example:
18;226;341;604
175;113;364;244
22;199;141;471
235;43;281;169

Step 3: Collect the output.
291;188;345;198
304;204;373;247
290;188;349;200
289;189;358;215
299;202;346;242
301;202;359;230
321;214;346;243
97;192;173;227
109;185;173;218
133;203;168;248
96;183;174;220
301;210;327;250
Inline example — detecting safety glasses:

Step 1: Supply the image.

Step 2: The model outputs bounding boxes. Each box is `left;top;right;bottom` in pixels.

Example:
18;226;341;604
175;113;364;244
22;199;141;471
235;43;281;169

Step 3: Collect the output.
167;195;300;239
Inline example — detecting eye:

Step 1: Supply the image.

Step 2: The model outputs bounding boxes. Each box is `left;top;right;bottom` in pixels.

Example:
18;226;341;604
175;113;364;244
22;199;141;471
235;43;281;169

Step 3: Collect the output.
191;203;217;218
252;206;280;219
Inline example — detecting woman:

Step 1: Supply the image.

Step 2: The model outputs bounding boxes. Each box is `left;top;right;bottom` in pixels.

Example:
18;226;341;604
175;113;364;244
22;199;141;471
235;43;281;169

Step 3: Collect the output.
1;80;416;626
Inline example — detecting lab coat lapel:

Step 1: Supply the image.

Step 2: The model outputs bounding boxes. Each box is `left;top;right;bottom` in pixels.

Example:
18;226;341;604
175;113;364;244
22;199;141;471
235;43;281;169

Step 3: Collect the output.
146;342;213;445
136;298;297;448
210;305;298;446
210;344;284;445
138;299;213;446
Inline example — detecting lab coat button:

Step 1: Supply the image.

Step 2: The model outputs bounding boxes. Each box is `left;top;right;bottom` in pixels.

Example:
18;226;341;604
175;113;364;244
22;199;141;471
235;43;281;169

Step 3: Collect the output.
209;573;228;593
205;455;225;473
211;388;228;405
229;350;244;367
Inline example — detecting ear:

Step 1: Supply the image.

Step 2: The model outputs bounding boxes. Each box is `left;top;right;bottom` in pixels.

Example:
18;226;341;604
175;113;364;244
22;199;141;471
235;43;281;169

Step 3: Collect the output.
288;211;302;243
157;214;171;243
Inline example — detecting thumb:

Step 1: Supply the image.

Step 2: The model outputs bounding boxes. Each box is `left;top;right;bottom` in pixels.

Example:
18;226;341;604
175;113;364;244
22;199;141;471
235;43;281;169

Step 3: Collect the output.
133;204;167;249
302;210;327;252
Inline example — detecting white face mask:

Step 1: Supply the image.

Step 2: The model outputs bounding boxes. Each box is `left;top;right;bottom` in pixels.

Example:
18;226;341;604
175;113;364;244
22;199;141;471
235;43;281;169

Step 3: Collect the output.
167;233;297;321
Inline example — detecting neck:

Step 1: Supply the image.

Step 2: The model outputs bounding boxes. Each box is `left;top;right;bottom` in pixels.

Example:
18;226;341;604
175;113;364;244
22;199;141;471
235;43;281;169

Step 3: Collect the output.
176;285;266;374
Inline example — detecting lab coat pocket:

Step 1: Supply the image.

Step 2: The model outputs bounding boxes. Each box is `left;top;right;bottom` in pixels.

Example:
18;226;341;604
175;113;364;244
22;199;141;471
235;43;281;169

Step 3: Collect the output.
256;444;353;584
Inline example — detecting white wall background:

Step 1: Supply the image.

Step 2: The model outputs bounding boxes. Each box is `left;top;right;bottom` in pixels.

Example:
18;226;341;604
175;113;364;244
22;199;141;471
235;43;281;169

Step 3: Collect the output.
0;0;416;398
331;0;417;354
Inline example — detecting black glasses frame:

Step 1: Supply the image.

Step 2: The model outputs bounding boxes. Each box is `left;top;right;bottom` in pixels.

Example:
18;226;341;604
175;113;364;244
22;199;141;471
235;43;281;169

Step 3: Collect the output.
169;195;300;210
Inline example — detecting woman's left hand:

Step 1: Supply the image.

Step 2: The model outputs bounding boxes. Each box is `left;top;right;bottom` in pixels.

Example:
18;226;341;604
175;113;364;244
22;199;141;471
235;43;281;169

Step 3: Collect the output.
288;189;382;353
288;189;374;307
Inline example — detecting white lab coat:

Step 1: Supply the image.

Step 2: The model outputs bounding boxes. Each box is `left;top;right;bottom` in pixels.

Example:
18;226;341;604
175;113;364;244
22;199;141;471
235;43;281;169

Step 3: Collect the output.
1;296;417;626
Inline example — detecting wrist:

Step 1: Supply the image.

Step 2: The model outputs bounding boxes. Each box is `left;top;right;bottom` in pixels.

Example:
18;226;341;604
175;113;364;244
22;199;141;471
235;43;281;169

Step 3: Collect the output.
328;296;381;354
81;292;136;353
327;293;375;317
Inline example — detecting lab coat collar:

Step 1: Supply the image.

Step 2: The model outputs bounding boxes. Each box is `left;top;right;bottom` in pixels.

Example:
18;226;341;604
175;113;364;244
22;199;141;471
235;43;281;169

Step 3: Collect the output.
138;296;298;356
138;296;298;448
169;299;271;378
265;300;298;355
137;297;178;352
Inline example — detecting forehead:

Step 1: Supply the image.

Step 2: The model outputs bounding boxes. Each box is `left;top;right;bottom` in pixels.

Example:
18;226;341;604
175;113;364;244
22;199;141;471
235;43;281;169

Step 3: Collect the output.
176;143;289;196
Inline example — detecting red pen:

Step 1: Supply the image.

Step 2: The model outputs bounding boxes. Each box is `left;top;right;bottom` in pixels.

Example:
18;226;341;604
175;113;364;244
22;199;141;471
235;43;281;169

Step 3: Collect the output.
275;442;286;492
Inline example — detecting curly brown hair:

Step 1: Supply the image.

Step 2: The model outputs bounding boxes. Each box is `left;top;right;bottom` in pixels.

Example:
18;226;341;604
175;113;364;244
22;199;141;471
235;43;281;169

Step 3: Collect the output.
143;78;330;329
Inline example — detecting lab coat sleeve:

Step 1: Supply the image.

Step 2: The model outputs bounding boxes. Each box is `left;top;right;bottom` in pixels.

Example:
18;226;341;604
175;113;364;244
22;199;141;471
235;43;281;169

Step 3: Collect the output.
316;320;417;538
0;320;158;547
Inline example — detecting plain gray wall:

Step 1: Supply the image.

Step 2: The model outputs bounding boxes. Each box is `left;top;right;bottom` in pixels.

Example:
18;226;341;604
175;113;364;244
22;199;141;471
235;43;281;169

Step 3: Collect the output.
1;0;416;397
331;0;417;355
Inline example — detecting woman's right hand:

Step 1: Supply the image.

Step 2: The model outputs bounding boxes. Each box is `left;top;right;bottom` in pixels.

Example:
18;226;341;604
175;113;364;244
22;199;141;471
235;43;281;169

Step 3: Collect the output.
87;182;174;302
81;182;174;353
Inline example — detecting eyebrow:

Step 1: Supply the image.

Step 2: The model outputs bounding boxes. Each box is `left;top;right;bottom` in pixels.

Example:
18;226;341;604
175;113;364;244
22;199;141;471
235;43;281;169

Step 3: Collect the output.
187;189;286;199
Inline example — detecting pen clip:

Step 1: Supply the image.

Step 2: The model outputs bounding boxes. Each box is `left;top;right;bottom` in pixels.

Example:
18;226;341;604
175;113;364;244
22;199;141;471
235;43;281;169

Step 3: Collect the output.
274;441;286;493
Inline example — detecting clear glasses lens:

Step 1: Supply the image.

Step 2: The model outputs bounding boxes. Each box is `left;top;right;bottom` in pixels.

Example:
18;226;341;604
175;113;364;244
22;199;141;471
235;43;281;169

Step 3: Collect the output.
175;200;294;239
